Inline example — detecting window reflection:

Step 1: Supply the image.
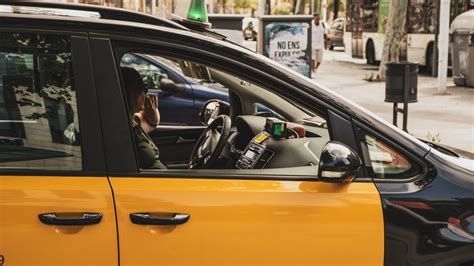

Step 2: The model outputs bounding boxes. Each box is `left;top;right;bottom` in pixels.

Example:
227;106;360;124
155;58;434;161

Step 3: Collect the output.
0;32;81;170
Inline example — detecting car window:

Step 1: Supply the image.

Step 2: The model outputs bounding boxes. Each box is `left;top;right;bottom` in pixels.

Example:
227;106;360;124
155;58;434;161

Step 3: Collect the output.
117;50;330;175
360;132;421;179
120;52;229;126
331;21;343;30
255;103;287;120
121;53;176;90
0;32;82;170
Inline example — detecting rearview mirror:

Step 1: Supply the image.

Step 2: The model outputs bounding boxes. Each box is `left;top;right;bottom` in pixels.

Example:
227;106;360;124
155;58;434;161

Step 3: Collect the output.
200;99;230;125
318;141;361;183
160;78;186;94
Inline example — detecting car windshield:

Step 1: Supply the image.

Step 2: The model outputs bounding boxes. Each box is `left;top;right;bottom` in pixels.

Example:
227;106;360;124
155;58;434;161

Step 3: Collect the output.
212;39;431;154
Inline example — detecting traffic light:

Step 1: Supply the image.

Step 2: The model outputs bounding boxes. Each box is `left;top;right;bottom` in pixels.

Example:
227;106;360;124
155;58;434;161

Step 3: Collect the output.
186;0;208;23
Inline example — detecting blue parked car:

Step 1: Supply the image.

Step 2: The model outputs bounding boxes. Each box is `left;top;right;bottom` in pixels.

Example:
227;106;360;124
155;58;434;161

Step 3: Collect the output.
121;53;229;126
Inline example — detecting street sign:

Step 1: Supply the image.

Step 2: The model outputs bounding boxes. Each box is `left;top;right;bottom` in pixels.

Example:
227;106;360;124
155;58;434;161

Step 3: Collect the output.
258;15;313;77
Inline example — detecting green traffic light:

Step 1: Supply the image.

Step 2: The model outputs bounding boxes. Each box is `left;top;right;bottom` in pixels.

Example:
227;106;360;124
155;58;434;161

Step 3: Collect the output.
187;0;208;22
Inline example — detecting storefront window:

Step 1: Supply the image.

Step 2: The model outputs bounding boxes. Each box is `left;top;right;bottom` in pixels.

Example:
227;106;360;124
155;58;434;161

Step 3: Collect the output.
407;0;436;34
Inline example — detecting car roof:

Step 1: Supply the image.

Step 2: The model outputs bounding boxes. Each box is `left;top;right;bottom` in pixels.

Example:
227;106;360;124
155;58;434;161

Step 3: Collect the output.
0;1;232;41
0;1;431;157
0;0;188;30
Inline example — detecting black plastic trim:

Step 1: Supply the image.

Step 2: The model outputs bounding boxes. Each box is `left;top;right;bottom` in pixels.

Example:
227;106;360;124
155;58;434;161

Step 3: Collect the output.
38;212;102;226
71;35;107;172
130;213;190;225
89;37;137;173
353;120;431;187
109;170;373;183
0;170;106;177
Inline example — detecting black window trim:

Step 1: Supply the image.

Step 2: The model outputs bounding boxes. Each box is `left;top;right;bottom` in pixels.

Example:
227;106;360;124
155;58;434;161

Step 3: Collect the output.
353;120;430;183
102;35;378;183
0;27;107;176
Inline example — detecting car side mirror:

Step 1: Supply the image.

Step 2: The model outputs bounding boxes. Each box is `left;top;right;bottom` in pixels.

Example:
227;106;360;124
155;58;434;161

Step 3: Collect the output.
160;78;186;94
200;99;230;125
318;141;361;183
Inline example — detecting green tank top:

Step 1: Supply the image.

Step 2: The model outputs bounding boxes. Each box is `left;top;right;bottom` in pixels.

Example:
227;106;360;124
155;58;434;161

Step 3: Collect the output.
132;123;166;169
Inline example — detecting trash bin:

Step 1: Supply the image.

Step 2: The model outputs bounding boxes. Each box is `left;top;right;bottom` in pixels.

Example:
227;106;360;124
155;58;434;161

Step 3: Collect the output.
450;10;474;88
468;34;474;87
385;62;418;103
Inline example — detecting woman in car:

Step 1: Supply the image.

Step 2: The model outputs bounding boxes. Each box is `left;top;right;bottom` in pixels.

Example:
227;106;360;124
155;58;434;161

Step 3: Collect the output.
121;67;166;169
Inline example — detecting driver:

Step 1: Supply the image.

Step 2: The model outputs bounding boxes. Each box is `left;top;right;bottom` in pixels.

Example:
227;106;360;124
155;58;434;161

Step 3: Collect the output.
121;67;166;169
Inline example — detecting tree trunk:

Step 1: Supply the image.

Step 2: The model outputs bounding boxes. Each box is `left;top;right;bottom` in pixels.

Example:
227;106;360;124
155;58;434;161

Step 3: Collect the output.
378;0;408;80
293;0;306;15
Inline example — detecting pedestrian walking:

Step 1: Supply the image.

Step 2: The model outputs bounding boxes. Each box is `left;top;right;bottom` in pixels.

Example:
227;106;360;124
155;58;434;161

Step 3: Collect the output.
311;12;328;77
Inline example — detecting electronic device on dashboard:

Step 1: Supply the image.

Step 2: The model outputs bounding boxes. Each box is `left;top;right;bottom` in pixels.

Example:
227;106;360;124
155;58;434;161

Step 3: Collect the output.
236;118;288;169
264;118;288;139
236;137;268;169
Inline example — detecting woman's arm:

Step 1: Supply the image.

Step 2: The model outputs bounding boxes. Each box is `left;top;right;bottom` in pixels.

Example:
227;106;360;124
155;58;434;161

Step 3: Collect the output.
135;94;160;134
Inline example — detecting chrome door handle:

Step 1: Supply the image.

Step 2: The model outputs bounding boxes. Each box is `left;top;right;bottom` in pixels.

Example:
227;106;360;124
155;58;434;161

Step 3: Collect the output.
38;212;102;226
130;212;190;225
176;136;196;144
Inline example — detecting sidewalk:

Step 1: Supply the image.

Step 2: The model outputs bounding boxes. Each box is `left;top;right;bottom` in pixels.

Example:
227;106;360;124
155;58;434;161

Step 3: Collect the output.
315;49;474;153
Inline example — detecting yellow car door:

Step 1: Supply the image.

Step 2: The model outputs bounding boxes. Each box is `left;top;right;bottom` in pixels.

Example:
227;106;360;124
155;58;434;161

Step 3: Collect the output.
110;176;383;265
91;38;384;265
0;32;117;265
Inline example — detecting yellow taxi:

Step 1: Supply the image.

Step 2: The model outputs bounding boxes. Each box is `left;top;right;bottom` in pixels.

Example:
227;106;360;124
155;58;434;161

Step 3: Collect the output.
0;2;473;266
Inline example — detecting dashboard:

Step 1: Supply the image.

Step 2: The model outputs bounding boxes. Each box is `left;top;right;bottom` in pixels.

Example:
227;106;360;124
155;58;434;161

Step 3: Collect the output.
228;116;328;170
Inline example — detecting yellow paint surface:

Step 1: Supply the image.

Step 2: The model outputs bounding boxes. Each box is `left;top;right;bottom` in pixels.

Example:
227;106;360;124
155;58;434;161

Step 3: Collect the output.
111;177;384;266
0;176;117;265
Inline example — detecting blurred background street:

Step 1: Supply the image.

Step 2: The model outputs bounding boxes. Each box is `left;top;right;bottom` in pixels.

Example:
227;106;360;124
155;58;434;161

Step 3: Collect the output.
226;34;474;154
318;49;474;154
60;0;474;153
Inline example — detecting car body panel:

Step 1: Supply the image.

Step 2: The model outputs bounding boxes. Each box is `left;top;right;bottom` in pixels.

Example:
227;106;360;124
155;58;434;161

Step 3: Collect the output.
377;149;474;265
110;176;384;265
0;175;118;265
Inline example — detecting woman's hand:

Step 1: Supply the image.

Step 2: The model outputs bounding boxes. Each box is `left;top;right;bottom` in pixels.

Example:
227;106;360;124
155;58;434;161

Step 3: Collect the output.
142;94;160;127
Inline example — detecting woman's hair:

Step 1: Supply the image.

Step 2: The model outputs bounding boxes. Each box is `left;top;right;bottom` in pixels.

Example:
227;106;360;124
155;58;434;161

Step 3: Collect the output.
121;67;146;117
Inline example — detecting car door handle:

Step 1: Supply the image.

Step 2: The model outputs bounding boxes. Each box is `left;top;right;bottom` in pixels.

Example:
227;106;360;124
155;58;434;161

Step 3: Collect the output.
130;212;190;225
176;136;196;144
38;212;103;226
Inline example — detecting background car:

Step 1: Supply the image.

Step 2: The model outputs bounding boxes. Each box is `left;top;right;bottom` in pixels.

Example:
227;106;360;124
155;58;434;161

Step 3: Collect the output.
327;17;345;50
242;17;258;41
121;53;229;126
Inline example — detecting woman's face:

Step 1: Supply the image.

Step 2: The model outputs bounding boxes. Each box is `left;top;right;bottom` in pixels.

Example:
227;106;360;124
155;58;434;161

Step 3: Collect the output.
135;90;146;112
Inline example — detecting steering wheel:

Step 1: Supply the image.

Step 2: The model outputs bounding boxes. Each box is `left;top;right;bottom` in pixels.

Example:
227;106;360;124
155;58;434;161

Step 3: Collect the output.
189;115;231;169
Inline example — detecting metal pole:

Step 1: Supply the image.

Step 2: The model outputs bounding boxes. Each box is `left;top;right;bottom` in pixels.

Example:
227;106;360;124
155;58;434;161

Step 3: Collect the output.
258;0;264;16
333;0;339;20
321;0;327;21
437;0;451;94
403;64;410;132
393;103;398;126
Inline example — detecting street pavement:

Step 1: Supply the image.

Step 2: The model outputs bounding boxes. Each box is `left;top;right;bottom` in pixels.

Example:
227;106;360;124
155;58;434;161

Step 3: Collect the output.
316;48;474;153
